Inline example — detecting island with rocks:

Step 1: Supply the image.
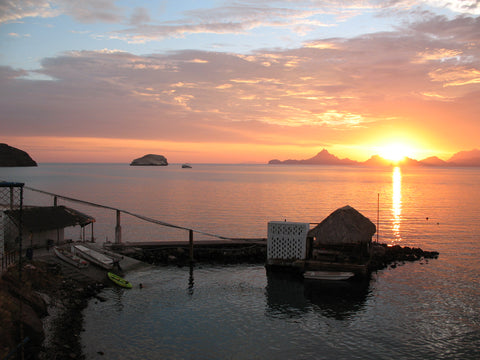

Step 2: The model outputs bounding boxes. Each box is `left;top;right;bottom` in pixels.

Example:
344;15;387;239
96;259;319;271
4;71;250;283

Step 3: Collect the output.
0;143;37;167
130;154;168;166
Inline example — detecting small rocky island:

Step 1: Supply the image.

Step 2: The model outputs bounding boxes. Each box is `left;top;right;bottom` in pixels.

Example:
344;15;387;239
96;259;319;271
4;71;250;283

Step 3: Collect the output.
0;143;37;167
130;154;168;166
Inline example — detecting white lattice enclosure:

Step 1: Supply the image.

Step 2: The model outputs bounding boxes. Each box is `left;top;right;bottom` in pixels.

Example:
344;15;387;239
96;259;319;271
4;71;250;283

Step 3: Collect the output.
267;221;309;260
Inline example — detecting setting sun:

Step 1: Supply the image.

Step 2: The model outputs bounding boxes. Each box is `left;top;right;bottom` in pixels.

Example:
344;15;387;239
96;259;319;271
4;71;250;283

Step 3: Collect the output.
378;143;415;162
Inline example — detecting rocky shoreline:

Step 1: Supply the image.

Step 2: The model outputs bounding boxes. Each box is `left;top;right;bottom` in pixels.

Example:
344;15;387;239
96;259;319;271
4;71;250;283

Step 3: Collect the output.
0;260;102;360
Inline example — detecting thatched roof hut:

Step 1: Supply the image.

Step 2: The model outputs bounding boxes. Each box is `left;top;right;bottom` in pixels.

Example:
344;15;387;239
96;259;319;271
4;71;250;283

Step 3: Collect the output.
308;205;376;246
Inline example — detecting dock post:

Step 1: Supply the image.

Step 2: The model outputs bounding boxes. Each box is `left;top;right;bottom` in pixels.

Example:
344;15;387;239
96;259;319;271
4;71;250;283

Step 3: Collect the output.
115;210;122;244
9;187;14;209
189;229;194;263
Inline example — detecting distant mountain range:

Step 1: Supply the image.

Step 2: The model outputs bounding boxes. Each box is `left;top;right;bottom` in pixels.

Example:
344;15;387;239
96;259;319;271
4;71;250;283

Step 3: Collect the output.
268;149;480;167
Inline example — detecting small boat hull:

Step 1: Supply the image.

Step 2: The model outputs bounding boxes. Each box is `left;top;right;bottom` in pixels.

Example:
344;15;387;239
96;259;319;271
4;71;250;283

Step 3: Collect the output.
54;246;89;268
107;272;132;289
73;245;114;270
303;270;355;281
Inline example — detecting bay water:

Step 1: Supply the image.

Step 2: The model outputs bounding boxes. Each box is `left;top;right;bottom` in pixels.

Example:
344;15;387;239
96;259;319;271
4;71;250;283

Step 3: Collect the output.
2;164;479;359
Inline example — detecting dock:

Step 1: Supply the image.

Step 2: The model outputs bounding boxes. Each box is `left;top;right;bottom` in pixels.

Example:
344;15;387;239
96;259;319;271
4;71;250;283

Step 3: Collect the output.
106;239;267;265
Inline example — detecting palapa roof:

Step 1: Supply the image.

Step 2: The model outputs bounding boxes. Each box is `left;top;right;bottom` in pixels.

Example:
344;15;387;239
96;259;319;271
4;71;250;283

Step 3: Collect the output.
308;205;376;245
4;205;95;232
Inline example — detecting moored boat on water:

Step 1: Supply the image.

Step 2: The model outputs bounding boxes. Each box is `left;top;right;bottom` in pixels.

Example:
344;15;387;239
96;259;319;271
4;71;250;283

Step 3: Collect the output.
72;244;114;269
54;246;89;268
107;272;132;289
303;270;355;281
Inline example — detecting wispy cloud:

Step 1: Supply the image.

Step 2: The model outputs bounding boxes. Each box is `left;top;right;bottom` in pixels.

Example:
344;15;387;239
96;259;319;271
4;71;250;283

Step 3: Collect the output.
0;0;59;23
0;0;123;24
1;12;478;147
1;1;479;161
8;32;31;37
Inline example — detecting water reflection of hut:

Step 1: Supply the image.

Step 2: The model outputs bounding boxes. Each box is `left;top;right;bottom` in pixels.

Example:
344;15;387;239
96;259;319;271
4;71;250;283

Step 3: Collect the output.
306;205;375;275
265;271;370;320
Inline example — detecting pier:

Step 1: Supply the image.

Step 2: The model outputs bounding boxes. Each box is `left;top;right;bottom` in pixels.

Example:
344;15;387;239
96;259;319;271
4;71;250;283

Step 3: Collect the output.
107;239;267;265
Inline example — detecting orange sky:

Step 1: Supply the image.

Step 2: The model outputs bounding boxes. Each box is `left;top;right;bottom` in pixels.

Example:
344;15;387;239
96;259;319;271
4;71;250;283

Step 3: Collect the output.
1;1;479;163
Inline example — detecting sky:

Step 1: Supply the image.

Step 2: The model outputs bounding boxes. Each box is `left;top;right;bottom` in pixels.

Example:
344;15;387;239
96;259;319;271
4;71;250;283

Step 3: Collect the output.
1;0;479;163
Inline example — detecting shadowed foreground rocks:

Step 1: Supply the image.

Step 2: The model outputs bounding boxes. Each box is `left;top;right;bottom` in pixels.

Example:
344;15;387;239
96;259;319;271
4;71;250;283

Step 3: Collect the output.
0;261;102;360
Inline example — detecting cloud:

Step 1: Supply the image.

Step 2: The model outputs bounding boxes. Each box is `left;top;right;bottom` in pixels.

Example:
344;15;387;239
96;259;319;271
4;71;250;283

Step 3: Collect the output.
429;67;480;86
110;2;338;43
58;0;123;23
0;0;59;23
1;11;479;158
412;48;463;63
409;14;480;42
422;0;480;15
129;6;150;26
0;0;123;24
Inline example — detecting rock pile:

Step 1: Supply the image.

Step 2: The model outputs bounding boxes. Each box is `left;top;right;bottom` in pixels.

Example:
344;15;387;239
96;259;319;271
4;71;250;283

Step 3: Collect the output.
369;243;439;271
0;261;102;360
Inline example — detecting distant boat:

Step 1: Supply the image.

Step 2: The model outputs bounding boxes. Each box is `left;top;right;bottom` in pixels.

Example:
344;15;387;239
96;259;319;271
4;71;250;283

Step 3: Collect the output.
72;244;114;269
54;246;89;268
182;163;192;168
303;270;355;281
107;272;132;289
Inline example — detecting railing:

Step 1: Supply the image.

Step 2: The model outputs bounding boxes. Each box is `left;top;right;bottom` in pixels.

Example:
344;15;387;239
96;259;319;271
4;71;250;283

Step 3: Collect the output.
1;250;18;273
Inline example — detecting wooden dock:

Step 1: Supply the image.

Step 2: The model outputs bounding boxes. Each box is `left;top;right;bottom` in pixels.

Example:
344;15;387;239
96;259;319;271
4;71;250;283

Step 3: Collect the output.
106;239;267;265
117;239;266;248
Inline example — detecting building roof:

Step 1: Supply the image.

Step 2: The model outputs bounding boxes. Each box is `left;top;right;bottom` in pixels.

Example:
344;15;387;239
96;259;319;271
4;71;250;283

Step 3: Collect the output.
5;205;95;232
308;205;376;245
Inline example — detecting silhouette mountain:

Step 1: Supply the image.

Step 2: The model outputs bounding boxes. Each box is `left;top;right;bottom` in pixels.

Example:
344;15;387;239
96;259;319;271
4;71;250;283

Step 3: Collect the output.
447;149;480;166
268;149;480;167
421;156;448;166
269;149;358;165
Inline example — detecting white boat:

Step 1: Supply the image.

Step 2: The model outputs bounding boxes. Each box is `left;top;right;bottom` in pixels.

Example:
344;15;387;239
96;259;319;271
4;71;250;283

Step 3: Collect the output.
54;246;89;268
72;245;114;269
303;270;355;281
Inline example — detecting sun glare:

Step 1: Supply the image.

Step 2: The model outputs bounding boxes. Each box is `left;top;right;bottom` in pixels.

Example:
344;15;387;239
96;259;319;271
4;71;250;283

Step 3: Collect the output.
378;143;414;162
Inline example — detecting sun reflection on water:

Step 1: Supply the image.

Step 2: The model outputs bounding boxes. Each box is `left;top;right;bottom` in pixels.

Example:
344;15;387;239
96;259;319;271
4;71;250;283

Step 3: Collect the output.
392;167;402;242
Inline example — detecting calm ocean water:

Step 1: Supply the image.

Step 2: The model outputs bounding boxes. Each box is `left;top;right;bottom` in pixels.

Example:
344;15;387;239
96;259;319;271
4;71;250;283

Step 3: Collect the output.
2;163;480;359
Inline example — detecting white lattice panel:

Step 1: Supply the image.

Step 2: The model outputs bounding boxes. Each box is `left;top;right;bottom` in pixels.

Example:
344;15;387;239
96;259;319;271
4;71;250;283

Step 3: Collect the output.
267;221;309;260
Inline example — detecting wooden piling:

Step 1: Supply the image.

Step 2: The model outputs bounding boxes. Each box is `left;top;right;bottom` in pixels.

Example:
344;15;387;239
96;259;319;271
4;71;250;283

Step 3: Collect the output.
115;210;122;244
189;229;194;263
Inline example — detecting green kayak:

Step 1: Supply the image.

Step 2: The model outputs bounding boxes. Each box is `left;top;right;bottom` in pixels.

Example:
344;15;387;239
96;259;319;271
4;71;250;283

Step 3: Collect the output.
107;272;132;289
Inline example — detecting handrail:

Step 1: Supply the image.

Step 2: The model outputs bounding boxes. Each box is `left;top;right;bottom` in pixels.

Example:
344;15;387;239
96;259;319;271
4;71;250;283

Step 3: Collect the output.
24;186;242;241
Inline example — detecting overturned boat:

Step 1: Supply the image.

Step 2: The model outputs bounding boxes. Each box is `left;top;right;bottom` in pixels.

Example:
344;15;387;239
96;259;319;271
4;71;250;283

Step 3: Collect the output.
54;246;89;268
72;244;114;270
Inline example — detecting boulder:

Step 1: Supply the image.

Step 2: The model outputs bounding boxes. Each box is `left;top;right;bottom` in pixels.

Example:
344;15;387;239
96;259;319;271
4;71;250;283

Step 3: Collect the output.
130;154;168;166
0;143;37;167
